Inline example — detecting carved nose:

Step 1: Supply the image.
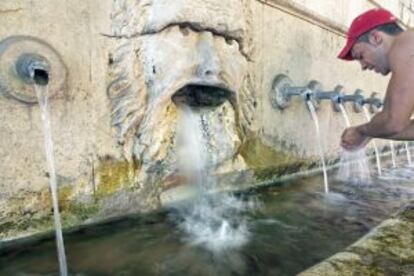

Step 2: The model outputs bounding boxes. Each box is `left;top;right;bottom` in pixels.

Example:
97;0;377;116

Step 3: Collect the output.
196;32;222;78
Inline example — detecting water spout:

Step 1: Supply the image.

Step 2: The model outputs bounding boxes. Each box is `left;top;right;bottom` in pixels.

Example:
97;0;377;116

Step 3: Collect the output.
271;74;313;109
16;53;50;86
363;92;383;114
339;89;364;113
313;85;344;112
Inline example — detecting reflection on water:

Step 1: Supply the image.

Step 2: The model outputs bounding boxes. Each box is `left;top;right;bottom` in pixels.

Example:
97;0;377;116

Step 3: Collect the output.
1;166;413;276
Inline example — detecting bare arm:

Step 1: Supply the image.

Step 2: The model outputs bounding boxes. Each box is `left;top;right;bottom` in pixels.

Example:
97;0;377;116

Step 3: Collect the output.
387;119;414;140
357;32;414;139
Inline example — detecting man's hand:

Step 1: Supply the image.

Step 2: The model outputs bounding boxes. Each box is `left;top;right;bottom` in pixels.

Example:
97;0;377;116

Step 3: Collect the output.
341;126;371;151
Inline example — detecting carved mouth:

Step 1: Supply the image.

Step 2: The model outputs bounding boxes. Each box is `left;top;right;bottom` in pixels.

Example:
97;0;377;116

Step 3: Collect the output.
172;84;234;108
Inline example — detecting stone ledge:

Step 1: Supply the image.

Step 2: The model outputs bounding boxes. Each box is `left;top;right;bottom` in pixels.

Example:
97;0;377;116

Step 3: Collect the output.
298;201;414;276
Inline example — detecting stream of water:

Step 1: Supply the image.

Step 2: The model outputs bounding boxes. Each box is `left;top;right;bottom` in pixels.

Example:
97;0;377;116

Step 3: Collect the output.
34;84;68;276
306;101;329;193
172;106;256;252
362;106;382;176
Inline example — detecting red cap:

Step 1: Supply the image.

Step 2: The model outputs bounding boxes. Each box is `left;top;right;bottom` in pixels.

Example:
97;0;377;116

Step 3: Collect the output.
338;8;397;60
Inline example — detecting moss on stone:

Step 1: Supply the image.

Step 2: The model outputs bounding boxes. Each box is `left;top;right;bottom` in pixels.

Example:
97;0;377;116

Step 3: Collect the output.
66;201;99;221
240;136;312;180
58;185;74;210
299;205;414;276
96;157;137;198
396;202;414;222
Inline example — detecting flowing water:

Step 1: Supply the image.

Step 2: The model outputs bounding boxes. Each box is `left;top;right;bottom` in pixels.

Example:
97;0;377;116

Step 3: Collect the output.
390;141;397;168
338;103;351;127
336;150;371;184
405;142;412;166
362;106;382;176
172;106;256;252
1;162;413;275
337;104;371;183
306;101;329;193
2;94;413;275
34;84;68;276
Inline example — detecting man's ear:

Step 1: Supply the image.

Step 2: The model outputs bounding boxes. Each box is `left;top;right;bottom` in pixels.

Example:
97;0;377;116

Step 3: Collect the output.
368;30;383;46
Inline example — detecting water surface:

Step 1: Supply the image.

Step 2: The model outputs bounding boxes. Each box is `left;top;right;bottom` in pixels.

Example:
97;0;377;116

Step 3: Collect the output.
1;166;413;276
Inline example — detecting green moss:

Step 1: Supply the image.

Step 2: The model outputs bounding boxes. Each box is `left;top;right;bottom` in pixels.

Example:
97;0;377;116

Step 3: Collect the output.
66;202;99;221
397;203;414;222
96;157;137;198
0;221;15;234
240;136;312;180
0;199;101;240
58;185;74;210
11;216;53;235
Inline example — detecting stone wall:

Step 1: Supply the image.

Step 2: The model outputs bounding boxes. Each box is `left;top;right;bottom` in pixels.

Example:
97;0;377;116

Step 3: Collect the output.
0;0;412;240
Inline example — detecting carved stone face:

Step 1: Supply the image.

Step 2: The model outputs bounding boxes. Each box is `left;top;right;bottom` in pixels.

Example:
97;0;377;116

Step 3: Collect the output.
108;0;254;187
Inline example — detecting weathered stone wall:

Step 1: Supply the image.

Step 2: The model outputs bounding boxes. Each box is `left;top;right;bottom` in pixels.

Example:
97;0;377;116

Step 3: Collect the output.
0;0;120;239
0;0;412;240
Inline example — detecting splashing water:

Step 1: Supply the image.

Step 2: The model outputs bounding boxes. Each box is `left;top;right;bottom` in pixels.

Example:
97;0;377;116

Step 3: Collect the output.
336;150;371;184
337;104;371;183
306;101;329;193
34;84;68;276
173;106;256;252
362;106;382;176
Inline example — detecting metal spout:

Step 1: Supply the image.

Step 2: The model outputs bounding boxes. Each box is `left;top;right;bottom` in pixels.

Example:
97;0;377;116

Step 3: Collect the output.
313;85;344;112
16;53;50;86
339;89;364;113
271;74;313;109
363;92;383;113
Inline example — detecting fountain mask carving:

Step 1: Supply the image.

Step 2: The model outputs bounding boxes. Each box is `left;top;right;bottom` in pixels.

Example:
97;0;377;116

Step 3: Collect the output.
108;0;255;188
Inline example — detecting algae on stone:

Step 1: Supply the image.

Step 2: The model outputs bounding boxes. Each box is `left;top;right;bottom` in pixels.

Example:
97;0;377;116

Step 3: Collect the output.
240;136;312;180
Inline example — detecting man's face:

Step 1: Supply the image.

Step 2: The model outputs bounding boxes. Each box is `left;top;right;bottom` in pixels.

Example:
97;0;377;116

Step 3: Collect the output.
351;40;390;76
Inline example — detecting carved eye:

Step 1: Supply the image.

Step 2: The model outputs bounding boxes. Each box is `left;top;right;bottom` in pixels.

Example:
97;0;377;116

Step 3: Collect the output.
225;37;237;46
179;25;190;36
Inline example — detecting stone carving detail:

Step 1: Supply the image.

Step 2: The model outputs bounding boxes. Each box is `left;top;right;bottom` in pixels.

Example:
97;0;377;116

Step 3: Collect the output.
108;0;256;188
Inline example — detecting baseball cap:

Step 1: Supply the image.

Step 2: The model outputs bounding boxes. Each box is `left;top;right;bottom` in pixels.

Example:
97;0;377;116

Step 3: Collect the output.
338;8;397;60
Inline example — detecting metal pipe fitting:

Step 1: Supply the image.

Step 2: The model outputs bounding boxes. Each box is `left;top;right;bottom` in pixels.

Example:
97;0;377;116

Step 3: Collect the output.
313;85;344;112
15;53;50;86
363;92;383;113
271;74;314;109
339;89;364;113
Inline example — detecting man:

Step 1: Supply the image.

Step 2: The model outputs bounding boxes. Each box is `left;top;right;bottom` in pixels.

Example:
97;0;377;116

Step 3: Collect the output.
339;8;414;150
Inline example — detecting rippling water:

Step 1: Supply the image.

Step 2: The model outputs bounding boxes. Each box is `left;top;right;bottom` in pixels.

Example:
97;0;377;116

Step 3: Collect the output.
0;163;413;276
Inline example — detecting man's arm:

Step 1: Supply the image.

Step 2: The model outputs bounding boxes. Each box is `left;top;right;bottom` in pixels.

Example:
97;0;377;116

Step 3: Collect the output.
357;32;414;139
387;119;414;140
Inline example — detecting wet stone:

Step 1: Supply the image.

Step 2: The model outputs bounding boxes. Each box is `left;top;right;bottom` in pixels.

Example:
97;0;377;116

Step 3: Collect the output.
299;202;414;276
